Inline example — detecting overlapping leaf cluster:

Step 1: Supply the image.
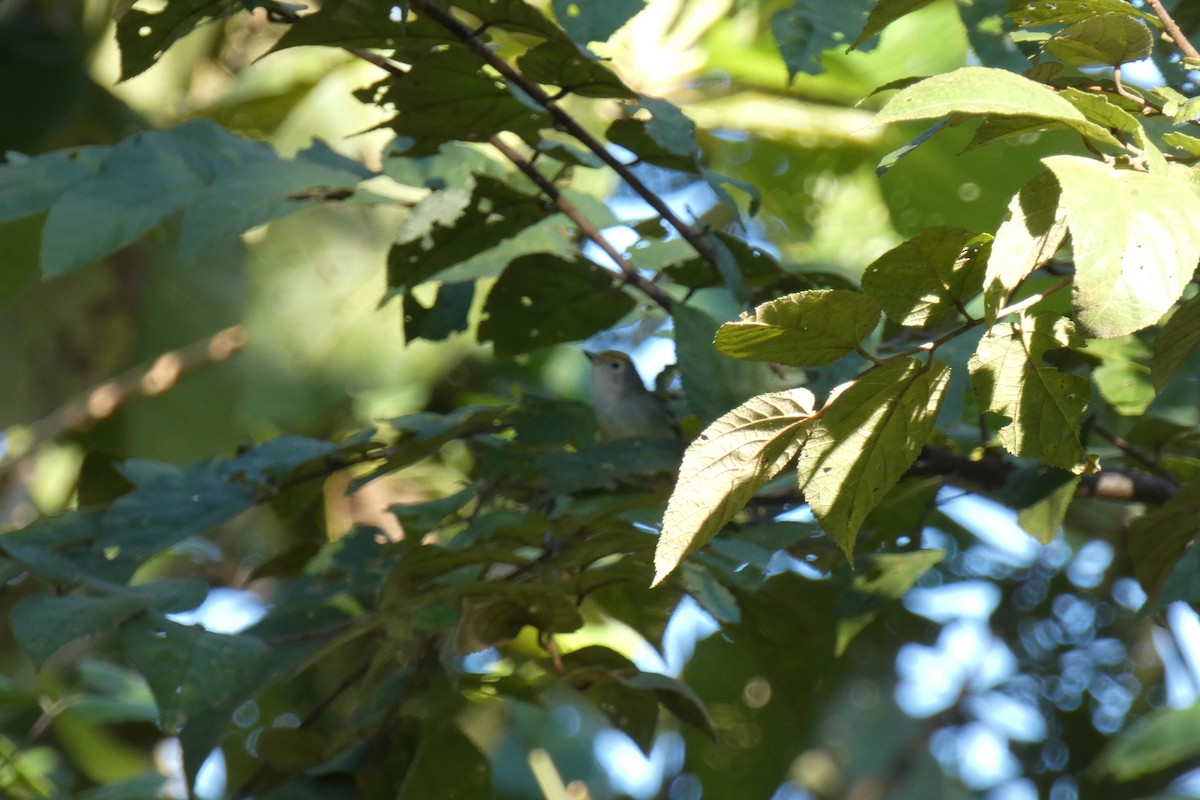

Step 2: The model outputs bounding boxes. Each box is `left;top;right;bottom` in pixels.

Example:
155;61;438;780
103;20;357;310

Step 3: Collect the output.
3;0;1200;796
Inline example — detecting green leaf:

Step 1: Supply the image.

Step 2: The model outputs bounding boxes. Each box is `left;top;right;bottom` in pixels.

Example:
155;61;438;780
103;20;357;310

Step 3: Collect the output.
835;549;945;654
983;170;1068;322
1088;335;1154;416
714;290;882;366
454;0;574;44
402;282;475;343
850;0;937;50
516;42;635;99
1043;155;1200;338
1094;702;1200;781
536;438;682;493
361;50;547;157
799;359;950;560
386;176;545;293
12;594;145;667
771;0;872;80
1003;463;1080;543
874;67;1123;148
1006;0;1158;28
115;0;241;81
41;121;263;275
1057;88;1165;174
0;147;108;224
396;721;491;800
120;616;269;734
680;562;742;622
606;98;699;171
654;390;815;586
968;313;1089;470
479;254;635;356
1043;13;1153;66
1153;294;1200;390
674;304;771;425
1163;132;1200;157
104;462;261;566
552;0;645;44
178;139;373;261
861;227;989;328
1127;483;1200;605
256;728;327;774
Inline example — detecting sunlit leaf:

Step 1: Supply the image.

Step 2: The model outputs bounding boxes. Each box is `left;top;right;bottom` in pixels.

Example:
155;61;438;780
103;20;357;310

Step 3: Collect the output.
799;359;950;559
1043;155;1200;338
715;290;881;366
654;389;816;586
862;227;989;328
968;312;1089;470
984;170;1068;321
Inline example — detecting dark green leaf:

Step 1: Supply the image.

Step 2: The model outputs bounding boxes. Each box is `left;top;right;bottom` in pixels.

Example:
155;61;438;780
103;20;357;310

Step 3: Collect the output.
1153;294;1200;390
772;0;872;80
395;721;491;800
552;0;645;44
386;176;545;293
834;549;945;654
674;303;771;425
479;254;635;356
1127;483;1200;605
851;0;936;50
13;594;145;667
115;0;241;81
120;615;269;733
516;42;635;99
402;282;475;342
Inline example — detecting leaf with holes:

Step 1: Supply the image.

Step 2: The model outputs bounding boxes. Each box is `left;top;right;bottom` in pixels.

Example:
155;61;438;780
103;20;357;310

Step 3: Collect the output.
479;254;635;356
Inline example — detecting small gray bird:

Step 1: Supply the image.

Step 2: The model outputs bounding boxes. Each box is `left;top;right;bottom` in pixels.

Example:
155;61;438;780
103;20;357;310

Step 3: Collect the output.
585;350;680;441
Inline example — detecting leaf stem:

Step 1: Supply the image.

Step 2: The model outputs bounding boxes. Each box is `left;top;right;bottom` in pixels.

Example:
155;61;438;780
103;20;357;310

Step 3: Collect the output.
406;0;721;273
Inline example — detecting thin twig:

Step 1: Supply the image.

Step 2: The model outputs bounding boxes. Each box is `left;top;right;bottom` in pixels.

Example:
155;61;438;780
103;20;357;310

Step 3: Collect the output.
1145;0;1200;61
405;0;721;274
1091;421;1180;487
487;136;674;311
347;47;674;312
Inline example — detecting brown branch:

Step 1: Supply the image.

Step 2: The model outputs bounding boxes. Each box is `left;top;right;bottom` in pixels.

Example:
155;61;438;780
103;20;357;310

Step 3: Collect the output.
1145;0;1200;61
347;47;674;312
3;325;247;469
487;136;674;312
1091;421;1180;487
405;0;721;274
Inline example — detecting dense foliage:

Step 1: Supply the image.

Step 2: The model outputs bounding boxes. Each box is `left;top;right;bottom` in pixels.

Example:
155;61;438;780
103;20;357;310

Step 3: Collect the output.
4;0;1200;797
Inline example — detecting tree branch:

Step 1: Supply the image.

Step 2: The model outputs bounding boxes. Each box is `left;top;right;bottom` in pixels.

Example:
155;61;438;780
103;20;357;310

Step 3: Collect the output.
406;0;721;275
347;47;675;313
1145;0;1200;61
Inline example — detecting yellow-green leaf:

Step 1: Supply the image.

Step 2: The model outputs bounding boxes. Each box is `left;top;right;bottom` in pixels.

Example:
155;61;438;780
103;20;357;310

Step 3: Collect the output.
799;359;950;560
653;389;816;586
875;67;1122;148
1043;155;1200;338
984;170;1068;322
861;227;989;328
968;313;1089;471
714;290;881;366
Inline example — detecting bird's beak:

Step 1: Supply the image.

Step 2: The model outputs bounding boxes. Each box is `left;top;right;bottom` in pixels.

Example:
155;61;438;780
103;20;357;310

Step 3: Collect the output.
583;350;599;363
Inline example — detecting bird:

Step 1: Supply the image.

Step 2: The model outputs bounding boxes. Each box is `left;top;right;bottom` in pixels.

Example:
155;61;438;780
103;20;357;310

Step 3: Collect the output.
584;350;680;442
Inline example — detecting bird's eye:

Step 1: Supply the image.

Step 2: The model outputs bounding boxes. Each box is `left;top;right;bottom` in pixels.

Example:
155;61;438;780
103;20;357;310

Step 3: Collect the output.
609;361;620;370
